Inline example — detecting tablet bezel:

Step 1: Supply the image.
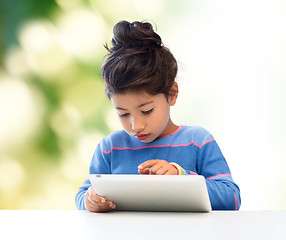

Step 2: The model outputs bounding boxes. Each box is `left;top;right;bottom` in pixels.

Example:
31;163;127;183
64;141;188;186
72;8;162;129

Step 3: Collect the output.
89;174;212;212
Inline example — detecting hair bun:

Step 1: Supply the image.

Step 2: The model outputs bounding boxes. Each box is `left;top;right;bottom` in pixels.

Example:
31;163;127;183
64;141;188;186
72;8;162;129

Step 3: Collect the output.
111;21;162;49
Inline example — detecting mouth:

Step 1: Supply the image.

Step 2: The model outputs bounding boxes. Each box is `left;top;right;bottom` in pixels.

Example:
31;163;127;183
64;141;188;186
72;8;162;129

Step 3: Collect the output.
135;134;150;141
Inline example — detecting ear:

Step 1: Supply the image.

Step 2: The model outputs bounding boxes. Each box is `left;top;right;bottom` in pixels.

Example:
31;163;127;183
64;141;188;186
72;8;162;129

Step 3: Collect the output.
168;82;179;106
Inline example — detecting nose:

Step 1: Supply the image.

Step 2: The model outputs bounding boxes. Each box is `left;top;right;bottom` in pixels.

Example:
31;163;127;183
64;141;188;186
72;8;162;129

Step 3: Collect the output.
131;116;145;132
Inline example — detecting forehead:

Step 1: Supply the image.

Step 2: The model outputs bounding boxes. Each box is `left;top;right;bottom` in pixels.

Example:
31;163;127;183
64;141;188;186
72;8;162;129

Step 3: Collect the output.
111;92;165;108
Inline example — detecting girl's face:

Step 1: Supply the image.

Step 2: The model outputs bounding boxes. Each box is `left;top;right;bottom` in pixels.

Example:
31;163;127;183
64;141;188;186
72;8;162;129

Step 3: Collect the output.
111;89;178;143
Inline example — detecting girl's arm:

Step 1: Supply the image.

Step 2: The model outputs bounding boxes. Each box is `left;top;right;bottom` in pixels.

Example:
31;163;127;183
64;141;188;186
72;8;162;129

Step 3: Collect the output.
197;139;241;210
75;142;111;210
75;178;91;210
169;140;241;211
205;175;240;210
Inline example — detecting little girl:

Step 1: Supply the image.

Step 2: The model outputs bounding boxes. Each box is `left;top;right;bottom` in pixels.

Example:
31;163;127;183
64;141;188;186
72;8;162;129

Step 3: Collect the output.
75;20;241;212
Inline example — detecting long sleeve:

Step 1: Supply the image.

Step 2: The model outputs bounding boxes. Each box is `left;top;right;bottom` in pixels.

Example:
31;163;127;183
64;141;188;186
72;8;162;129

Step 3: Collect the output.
75;178;90;210
75;141;111;210
205;175;240;210
199;139;240;210
182;137;241;210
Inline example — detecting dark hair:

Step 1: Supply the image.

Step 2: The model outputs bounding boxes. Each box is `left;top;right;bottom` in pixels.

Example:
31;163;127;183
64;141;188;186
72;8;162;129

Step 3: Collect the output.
101;20;178;99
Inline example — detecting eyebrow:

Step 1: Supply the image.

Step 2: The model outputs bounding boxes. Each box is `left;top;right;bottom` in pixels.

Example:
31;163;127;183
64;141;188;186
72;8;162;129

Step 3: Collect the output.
115;101;153;111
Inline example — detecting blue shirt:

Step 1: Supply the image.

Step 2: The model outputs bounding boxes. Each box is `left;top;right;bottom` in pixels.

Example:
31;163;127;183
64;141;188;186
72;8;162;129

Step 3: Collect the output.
75;125;241;210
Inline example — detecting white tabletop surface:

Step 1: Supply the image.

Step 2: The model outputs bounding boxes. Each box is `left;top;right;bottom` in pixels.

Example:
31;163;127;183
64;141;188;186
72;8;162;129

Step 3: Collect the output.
0;210;285;240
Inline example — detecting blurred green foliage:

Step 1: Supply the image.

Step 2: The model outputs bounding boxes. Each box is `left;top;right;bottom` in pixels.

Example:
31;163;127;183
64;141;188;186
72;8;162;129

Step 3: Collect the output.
0;0;185;209
0;0;114;209
0;0;59;65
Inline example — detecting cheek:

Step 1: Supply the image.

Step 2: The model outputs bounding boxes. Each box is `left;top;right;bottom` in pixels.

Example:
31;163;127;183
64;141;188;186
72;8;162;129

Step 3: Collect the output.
153;108;170;124
119;118;130;129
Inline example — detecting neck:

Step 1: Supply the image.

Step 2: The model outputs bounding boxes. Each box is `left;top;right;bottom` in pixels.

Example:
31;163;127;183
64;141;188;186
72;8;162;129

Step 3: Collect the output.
159;119;179;138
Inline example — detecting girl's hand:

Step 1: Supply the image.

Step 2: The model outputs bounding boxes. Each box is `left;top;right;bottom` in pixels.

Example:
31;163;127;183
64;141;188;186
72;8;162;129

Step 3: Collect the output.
138;160;178;175
84;186;116;212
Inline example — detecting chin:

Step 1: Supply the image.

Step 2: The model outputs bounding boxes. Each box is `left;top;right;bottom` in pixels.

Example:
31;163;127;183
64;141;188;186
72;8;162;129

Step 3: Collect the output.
140;139;152;143
140;136;154;143
143;135;159;143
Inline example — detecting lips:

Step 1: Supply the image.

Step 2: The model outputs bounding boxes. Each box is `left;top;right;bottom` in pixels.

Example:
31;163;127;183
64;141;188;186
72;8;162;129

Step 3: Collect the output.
135;134;150;141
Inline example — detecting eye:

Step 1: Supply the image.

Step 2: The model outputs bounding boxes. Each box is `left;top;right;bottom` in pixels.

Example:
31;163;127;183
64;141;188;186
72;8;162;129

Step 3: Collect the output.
142;108;154;115
118;113;129;118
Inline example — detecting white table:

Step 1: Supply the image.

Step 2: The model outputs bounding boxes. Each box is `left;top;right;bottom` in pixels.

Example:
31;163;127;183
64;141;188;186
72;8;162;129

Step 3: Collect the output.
0;210;285;240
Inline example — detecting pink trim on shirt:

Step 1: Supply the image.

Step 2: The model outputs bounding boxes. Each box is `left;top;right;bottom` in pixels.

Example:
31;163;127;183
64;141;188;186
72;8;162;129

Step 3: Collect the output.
190;171;198;175
101;147;112;154
234;192;238;211
201;138;215;147
161;125;184;138
100;134;215;154
206;174;232;179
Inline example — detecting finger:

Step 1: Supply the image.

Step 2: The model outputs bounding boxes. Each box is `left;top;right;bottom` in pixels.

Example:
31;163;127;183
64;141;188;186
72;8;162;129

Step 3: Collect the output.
94;194;106;203
92;190;106;203
154;167;168;175
106;201;117;210
94;201;116;212
150;162;165;173
138;160;160;170
165;169;177;175
86;197;116;212
89;204;113;213
138;168;150;175
85;189;96;204
87;187;106;203
96;201;114;209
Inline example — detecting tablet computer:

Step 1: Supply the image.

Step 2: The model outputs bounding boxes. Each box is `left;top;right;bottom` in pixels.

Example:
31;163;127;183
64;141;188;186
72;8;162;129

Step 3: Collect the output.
89;174;212;212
